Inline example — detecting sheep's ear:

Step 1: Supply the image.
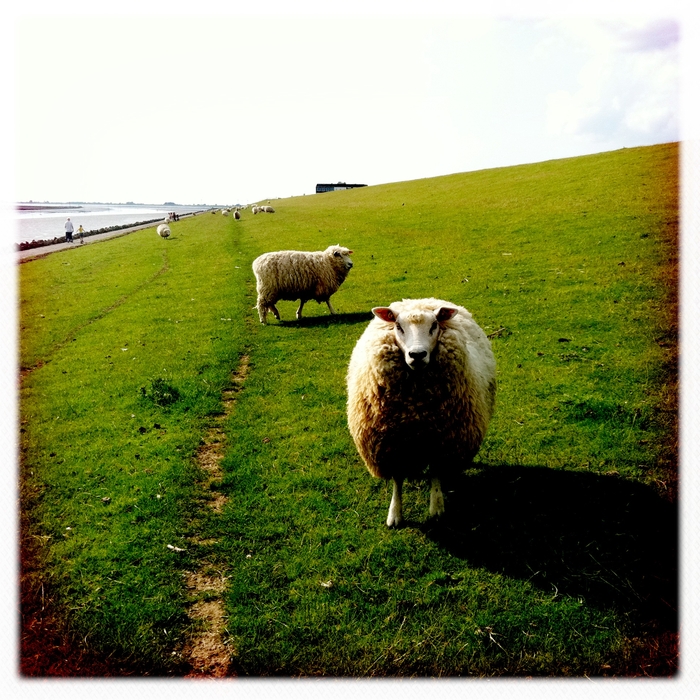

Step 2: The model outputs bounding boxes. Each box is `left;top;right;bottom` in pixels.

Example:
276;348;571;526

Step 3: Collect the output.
436;307;458;323
372;307;396;323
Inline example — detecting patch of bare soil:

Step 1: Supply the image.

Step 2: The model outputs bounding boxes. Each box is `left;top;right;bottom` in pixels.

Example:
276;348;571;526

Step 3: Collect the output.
19;529;147;676
182;355;250;677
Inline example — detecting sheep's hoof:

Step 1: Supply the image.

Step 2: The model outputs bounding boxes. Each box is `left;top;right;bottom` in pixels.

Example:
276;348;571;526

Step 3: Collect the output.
386;516;403;529
429;487;445;518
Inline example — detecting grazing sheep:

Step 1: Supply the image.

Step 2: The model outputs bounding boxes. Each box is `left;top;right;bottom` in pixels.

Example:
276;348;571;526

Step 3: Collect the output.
252;244;354;324
261;205;275;213
252;206;260;214
157;223;171;239
234;209;241;220
346;298;496;527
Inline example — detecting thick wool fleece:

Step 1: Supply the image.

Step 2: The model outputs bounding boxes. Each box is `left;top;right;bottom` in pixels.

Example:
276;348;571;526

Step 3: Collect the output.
253;245;352;307
346;298;496;481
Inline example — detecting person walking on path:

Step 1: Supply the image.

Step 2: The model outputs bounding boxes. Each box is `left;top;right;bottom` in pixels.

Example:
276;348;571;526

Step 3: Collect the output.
64;218;74;243
77;224;85;244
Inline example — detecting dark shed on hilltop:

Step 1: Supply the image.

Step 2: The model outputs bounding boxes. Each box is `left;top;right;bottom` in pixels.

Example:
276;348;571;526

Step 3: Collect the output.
316;182;367;194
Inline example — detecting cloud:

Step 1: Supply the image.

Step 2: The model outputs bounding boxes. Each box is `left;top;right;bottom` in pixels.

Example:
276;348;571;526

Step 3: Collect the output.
612;18;680;53
545;19;679;146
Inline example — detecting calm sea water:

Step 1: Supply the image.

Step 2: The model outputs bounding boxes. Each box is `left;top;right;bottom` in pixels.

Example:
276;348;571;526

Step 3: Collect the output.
14;203;209;245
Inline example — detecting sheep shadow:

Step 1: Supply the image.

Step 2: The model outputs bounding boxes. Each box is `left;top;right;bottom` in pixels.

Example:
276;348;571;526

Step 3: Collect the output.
422;465;678;633
278;312;372;328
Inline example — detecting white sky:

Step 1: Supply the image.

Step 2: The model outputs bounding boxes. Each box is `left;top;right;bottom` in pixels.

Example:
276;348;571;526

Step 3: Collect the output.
6;1;694;206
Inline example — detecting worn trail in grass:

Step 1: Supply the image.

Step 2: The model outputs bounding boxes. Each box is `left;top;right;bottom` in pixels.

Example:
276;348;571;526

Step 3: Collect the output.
19;213;251;674
182;354;251;677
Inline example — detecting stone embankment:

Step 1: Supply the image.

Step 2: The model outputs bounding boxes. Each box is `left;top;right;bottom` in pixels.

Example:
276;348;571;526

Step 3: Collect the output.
16;213;201;262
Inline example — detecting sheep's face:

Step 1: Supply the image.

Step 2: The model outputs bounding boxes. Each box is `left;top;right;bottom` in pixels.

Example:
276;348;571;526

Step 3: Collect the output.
328;245;354;271
372;306;458;370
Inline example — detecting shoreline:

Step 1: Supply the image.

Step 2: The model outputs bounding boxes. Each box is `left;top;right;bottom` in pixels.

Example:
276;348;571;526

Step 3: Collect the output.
16;213;198;262
15;203;210;246
16;204;84;212
17;217;166;252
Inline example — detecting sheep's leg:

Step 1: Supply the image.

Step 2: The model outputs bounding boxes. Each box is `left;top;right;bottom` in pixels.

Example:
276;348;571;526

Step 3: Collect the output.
270;304;281;320
296;300;306;319
326;299;337;315
429;477;445;518
387;477;404;528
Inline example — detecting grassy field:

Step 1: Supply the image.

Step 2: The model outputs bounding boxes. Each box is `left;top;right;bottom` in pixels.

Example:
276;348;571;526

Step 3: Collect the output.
18;143;678;676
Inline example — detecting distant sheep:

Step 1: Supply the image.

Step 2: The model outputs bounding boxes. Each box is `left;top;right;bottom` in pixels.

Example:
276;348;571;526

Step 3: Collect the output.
234;209;241;220
157;224;171;239
252;244;354;324
252;206;260;215
260;206;275;213
346;298;496;527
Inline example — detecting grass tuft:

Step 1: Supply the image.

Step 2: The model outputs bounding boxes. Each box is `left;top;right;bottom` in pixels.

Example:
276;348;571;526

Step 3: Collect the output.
139;378;182;407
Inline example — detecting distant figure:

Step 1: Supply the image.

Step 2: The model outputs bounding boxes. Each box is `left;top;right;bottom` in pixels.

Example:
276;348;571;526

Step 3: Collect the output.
65;218;74;243
77;225;85;244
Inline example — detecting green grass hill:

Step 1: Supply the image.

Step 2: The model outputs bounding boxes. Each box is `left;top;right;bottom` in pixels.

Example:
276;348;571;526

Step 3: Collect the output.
19;143;678;676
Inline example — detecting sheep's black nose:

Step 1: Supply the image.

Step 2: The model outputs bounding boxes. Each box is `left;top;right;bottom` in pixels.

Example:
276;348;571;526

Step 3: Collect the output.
409;350;427;362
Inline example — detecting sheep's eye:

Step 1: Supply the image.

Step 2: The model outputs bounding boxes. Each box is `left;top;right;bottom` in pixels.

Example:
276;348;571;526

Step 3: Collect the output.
430;322;438;335
334;251;341;257
396;322;404;333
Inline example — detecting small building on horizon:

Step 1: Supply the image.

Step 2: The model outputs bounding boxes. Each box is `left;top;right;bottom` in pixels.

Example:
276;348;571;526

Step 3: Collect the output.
316;182;367;194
